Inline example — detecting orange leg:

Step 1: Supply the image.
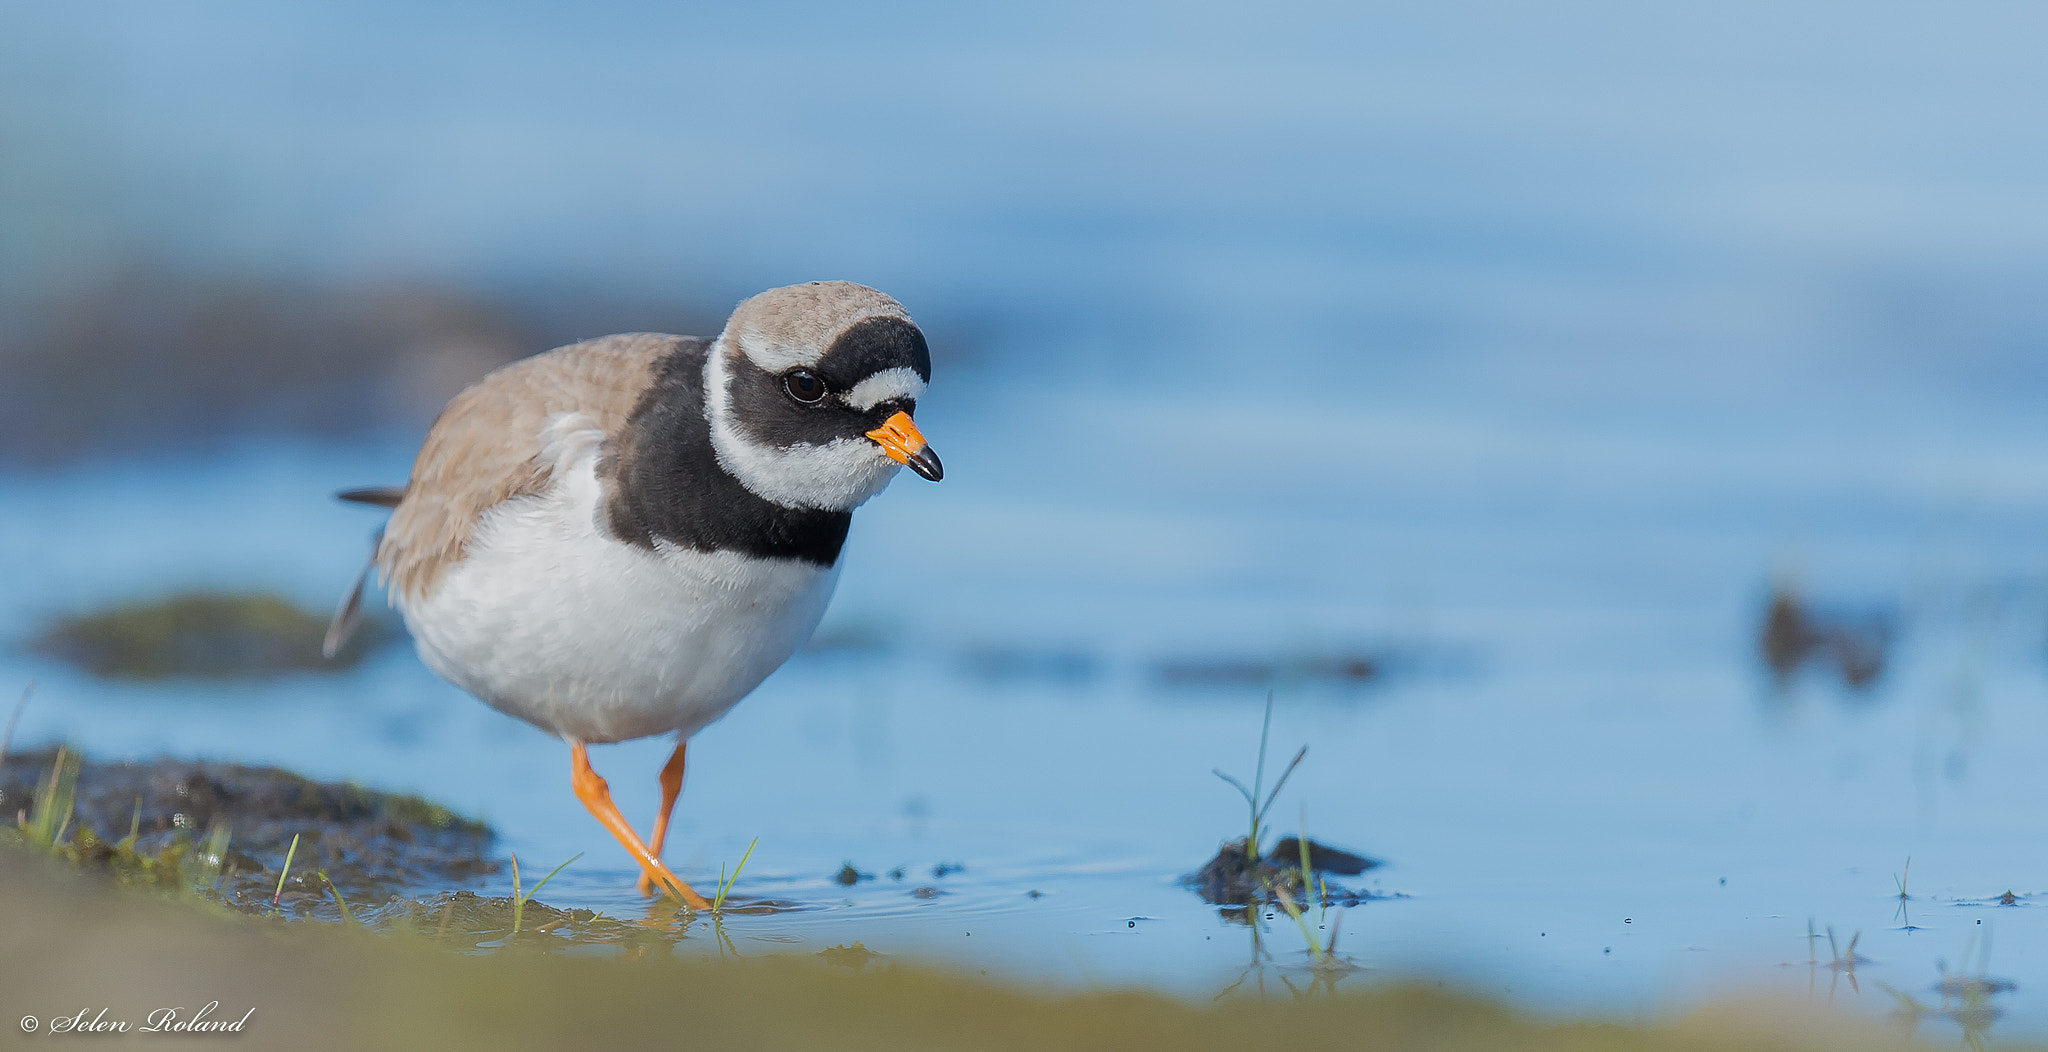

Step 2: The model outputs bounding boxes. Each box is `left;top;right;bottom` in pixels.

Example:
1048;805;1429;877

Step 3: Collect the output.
635;741;689;897
568;741;709;910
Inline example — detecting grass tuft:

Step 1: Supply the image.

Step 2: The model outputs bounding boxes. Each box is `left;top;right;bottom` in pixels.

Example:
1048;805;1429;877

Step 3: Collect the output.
1212;691;1307;860
712;837;760;914
23;746;79;850
510;851;582;935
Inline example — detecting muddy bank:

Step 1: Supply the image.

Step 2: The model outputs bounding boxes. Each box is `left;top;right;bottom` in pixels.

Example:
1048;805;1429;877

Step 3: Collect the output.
0;746;494;912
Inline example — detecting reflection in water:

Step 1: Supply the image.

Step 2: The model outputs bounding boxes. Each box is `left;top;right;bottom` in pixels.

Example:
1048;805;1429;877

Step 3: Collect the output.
1804;922;1869;999
1893;859;1920;932
1874;931;2017;1052
1213;905;1361;1003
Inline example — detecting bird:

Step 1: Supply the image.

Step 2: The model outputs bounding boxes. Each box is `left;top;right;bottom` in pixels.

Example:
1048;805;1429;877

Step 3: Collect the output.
323;281;941;907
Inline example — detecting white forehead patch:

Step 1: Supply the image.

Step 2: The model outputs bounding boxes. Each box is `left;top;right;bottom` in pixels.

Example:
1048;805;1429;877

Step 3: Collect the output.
843;367;927;412
734;331;820;374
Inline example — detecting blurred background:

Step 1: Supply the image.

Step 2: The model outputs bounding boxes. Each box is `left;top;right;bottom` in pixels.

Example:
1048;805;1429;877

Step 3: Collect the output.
4;0;2048;1037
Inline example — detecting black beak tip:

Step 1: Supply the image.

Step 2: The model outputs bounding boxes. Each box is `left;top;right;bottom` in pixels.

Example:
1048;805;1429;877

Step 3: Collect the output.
907;447;943;482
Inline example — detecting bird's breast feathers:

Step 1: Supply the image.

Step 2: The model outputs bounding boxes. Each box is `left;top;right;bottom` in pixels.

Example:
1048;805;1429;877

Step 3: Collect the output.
397;434;840;743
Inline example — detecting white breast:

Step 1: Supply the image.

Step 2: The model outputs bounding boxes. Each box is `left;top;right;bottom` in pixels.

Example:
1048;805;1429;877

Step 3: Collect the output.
397;429;840;744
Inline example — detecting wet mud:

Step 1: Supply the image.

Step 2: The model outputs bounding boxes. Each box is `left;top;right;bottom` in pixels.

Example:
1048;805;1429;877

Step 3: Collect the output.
0;746;494;912
1184;836;1380;911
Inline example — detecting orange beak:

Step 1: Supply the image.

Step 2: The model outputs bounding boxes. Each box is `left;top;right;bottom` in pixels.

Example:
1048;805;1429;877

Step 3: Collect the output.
865;410;943;481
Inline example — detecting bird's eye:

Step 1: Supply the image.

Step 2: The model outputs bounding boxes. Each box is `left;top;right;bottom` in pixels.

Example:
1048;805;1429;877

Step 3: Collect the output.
783;370;827;404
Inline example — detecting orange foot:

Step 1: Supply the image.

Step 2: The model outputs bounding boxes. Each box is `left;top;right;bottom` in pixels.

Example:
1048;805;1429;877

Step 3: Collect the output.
569;740;709;910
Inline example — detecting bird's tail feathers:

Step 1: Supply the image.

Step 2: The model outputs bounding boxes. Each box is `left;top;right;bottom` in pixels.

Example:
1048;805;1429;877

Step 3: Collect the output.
324;527;384;660
336;486;406;508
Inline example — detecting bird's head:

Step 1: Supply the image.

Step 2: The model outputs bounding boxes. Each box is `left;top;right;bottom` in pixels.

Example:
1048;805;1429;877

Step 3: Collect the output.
704;281;942;512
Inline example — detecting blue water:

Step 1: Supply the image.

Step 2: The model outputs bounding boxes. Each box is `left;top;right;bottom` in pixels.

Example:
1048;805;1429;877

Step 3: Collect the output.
5;385;2048;1041
5;0;2048;1043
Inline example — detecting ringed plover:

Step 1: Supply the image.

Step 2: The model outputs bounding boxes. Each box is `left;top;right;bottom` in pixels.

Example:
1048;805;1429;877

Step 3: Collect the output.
326;280;941;906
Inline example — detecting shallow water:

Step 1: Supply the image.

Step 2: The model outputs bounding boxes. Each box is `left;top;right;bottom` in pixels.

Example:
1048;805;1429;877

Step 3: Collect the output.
5;375;2047;1044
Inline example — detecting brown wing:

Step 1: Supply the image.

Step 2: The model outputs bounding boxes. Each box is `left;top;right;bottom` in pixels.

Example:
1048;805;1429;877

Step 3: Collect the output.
376;332;683;601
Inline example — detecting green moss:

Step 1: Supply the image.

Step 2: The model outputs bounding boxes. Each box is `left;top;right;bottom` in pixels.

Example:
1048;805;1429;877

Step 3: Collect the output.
29;590;398;679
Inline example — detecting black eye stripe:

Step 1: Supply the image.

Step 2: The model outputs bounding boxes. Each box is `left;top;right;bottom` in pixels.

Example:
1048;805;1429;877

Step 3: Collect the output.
816;316;931;383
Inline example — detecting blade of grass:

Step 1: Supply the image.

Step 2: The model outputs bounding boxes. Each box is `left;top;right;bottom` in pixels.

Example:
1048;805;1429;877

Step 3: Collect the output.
51;798;73;847
25;746;59;840
712;837;760;912
1211;769;1255;808
521;852;582;907
28;747;78;849
1248;691;1274;856
1254;747;1309;830
1297;813;1314;889
510;852;523;934
0;680;34;769
1272;884;1323;961
318;871;356;924
272;832;301;908
196;821;232;890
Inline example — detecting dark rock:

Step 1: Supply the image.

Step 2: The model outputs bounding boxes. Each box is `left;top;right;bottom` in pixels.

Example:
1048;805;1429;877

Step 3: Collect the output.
1266;836;1380;876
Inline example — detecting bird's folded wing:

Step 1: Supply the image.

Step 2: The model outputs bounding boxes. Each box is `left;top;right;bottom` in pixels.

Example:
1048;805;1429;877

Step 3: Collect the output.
377;333;684;600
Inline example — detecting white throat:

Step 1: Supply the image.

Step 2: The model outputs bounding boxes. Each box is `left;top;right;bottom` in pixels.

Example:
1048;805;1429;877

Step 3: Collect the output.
703;340;903;512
